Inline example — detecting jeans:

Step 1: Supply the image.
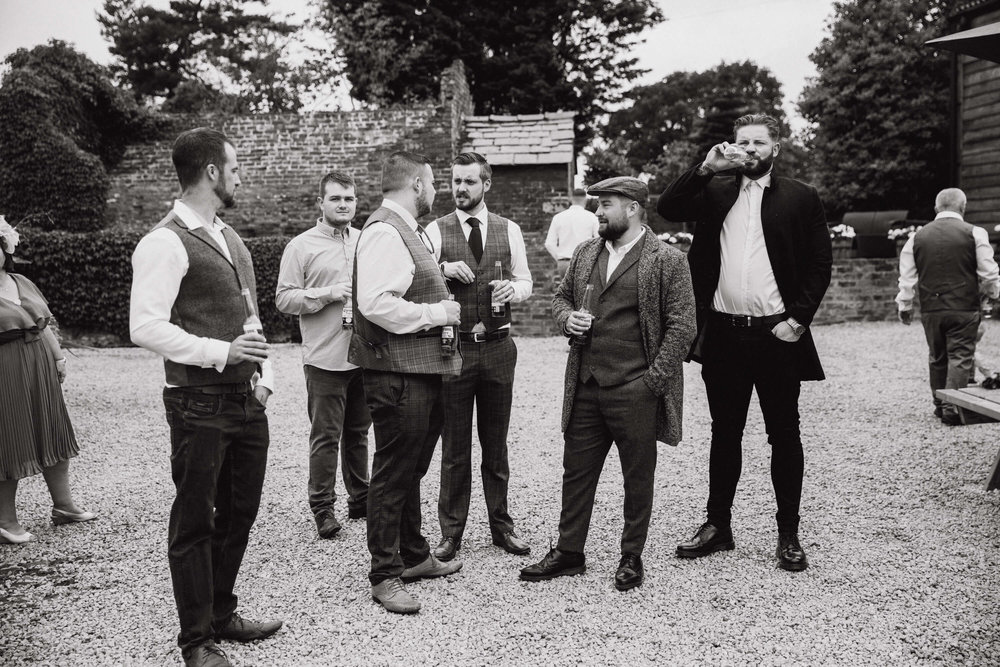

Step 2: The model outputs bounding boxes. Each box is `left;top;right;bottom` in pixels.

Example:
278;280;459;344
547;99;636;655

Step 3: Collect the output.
163;387;269;652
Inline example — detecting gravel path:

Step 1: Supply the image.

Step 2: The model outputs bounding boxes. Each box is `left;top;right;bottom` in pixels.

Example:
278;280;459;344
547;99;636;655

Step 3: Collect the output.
1;322;998;666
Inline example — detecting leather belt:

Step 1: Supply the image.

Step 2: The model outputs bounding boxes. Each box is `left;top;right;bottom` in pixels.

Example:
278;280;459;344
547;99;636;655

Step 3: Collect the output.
459;330;510;343
710;311;787;329
184;382;254;395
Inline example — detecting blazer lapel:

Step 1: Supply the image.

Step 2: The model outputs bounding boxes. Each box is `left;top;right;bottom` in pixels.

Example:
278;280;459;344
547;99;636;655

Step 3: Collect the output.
188;225;233;265
575;239;603;308
636;229;660;341
602;240;644;293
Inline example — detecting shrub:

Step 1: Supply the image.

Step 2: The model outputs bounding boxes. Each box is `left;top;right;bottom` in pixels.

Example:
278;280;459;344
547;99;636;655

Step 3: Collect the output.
15;230;295;343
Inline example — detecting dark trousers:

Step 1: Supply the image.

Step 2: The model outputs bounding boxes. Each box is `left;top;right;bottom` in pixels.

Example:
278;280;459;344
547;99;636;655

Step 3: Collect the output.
557;375;659;556
700;323;803;533
364;371;444;585
304;365;371;516
162;387;269;652
920;310;979;417
438;337;516;541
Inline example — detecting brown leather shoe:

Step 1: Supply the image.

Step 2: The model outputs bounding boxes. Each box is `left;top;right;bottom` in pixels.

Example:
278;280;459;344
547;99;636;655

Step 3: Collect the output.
492;530;531;556
215;612;282;642
315;510;342;539
776;533;809;572
676;523;735;559
371;577;420;614
401;553;463;582
433;536;460;562
183;641;231;667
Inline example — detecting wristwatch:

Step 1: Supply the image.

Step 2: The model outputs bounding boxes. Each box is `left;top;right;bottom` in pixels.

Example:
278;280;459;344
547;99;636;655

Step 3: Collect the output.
786;317;806;336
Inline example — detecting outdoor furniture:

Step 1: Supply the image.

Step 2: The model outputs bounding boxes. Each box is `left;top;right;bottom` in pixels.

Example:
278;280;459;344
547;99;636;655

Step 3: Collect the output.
935;387;1000;491
842;210;909;258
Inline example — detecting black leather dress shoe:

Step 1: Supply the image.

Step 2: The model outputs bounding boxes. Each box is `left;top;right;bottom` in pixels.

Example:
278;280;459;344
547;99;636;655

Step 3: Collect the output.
776;533;809;572
676;522;735;558
941;412;962;426
348;504;366;520
215;612;283;642
519;548;585;581
315;510;341;539
433;536;460;561
493;530;531;556
183;641;230;667
614;553;643;591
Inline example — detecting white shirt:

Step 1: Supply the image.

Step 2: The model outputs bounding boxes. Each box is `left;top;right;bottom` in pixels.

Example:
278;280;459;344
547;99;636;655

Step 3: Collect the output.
712;173;786;317
604;231;645;281
354;198;448;334
424;206;534;305
896;211;1000;310
275;219;356;371
545;205;599;260
129;200;273;390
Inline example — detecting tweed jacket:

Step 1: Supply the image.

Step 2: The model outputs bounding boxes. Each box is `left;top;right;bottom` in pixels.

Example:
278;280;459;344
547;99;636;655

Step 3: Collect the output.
552;227;697;445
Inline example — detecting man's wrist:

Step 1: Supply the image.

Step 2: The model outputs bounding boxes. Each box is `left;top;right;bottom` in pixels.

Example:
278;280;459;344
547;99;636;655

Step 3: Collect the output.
696;162;715;176
785;317;806;336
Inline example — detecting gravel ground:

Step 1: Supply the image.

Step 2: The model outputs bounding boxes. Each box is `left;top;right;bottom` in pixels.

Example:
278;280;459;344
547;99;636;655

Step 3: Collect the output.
1;322;999;666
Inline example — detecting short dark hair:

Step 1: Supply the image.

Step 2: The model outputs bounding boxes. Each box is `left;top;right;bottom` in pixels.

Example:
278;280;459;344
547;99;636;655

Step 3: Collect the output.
320;170;356;196
572;188;587;197
172;127;231;190
452;152;491;181
733;114;781;142
381;151;431;193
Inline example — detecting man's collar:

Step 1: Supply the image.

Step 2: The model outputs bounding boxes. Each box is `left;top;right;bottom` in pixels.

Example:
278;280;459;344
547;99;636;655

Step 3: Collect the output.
315;217;351;239
605;228;644;255
380;198;419;230
456;206;489;225
934;211;964;221
173;200;224;231
740;171;772;190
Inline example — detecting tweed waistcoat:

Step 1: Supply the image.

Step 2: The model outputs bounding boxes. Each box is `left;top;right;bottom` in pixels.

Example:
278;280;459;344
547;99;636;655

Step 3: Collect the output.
913;219;979;312
579;243;647;386
349;214;462;375
436;211;512;332
155;213;259;386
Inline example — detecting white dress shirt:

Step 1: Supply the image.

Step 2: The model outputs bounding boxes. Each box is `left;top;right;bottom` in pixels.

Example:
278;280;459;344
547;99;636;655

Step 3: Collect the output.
130;200;273;390
712;172;786;317
423;206;534;305
275;219;357;371
896;210;1000;311
545;205;599;260
604;231;645;281
354;198;448;334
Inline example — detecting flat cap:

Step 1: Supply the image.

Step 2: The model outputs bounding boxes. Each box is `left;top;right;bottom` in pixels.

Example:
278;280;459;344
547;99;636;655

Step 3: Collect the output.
586;176;648;203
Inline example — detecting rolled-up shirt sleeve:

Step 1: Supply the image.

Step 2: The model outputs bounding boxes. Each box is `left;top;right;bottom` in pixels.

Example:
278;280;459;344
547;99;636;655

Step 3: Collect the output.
508;222;533;303
129;228;230;371
355;222;447;334
974;226;1000;299
895;234;917;311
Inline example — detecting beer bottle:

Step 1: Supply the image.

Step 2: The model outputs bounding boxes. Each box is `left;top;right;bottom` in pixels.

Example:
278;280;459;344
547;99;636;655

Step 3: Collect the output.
342;294;354;329
241;288;263;335
441;294;457;356
491;260;505;316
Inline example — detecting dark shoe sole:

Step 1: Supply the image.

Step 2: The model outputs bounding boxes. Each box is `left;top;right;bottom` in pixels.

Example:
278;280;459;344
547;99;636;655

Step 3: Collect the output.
372;596;420;614
614;578;643;592
317;527;342;539
675;540;735;559
776;551;809;572
347;510;366;520
519;565;585;582
433;549;458;562
492;540;531;556
216;625;282;643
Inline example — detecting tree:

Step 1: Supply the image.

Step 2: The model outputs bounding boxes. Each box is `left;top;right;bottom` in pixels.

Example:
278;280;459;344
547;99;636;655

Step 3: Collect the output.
99;0;307;112
313;0;663;145
0;41;148;231
798;0;954;219
588;61;793;189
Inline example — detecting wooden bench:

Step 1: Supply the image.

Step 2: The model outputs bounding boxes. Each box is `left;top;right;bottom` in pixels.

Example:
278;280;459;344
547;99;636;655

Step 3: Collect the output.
935;387;1000;491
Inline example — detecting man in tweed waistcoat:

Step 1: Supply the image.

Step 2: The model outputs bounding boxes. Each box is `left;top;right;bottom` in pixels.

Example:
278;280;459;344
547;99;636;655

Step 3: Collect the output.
424;152;533;563
349;151;463;614
130;128;281;667
520;176;696;592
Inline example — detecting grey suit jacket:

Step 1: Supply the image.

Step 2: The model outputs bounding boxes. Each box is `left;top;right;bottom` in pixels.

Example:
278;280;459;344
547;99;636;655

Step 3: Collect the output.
552;227;697;445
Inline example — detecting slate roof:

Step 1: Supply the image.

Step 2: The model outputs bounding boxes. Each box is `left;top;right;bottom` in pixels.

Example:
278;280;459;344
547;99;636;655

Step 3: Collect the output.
462;111;576;166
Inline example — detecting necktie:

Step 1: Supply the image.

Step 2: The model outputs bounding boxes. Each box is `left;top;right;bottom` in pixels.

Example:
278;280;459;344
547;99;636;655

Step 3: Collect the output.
467;217;483;264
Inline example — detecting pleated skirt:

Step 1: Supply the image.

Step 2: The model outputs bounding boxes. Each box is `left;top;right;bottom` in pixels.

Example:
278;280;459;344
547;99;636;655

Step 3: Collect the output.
0;337;79;481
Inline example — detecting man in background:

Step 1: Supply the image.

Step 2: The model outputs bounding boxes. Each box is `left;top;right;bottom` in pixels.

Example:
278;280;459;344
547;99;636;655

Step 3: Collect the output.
276;170;370;539
896;187;999;425
424;152;533;563
545;188;598;278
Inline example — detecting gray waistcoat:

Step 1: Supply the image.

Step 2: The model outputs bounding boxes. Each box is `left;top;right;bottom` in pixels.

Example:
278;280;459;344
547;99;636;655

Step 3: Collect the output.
913;219;979;312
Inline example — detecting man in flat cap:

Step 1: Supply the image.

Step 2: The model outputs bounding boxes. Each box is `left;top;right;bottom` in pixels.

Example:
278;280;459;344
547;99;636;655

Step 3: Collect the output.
520;176;696;591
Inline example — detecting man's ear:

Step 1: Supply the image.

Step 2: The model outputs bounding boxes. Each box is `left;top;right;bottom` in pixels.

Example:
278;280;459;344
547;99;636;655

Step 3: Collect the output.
206;163;219;182
773;142;781;158
483;178;492;194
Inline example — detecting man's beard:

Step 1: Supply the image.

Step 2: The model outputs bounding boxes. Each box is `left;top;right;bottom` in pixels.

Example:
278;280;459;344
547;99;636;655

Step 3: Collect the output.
416;191;433;218
454;191;482;212
214;178;236;209
740;152;774;178
598;220;627;241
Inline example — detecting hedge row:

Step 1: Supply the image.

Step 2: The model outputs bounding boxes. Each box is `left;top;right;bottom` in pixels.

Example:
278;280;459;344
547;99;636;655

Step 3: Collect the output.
16;230;297;343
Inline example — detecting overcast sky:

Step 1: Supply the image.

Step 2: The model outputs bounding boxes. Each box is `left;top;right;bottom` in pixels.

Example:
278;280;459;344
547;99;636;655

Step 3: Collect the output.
0;0;837;129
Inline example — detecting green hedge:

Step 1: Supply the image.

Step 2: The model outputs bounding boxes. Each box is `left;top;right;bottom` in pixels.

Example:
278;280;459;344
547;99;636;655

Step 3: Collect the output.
15;230;296;343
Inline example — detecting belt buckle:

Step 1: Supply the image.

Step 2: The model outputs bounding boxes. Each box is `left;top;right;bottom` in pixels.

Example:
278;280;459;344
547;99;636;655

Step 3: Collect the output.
472;332;486;343
731;315;752;327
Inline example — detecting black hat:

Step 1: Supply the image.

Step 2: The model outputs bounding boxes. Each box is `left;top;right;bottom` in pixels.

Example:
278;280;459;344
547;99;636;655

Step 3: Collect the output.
586;176;648;204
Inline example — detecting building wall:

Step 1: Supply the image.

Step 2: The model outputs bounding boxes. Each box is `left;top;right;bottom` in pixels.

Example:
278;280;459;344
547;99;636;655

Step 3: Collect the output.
958;5;1000;224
